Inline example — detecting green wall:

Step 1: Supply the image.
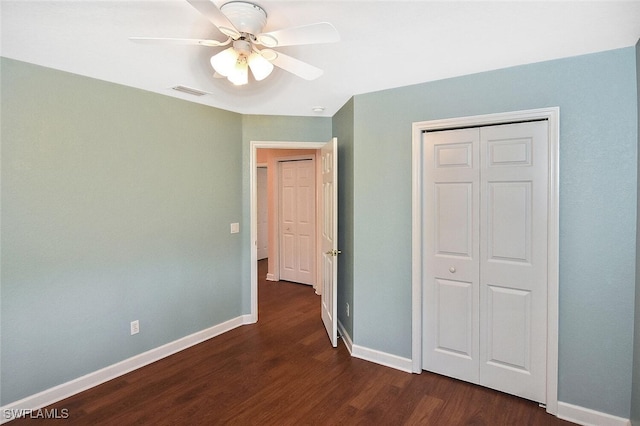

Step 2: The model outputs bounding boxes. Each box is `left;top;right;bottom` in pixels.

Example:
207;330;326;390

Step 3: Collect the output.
333;98;355;338
351;47;638;417
1;58;244;404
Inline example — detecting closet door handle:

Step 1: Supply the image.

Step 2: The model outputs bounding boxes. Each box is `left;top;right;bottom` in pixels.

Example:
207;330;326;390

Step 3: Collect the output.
449;266;456;273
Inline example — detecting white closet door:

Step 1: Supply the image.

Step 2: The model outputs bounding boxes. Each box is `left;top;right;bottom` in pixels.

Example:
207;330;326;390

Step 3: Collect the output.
422;128;480;383
279;160;316;285
479;121;548;403
422;121;548;404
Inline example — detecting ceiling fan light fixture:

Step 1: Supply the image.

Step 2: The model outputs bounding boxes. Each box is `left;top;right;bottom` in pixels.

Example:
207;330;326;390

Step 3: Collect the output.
133;0;339;89
228;57;249;85
210;47;239;76
248;52;274;81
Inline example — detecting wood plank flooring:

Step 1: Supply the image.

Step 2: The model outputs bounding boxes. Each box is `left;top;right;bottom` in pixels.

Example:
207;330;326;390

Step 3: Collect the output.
10;260;574;425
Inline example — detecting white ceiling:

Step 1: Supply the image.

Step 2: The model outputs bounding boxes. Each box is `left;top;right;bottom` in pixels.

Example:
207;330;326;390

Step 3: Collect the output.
2;1;640;117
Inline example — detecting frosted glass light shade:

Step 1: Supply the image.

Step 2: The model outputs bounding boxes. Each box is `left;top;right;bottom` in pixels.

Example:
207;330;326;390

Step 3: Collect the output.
228;59;249;85
210;47;239;77
248;52;274;81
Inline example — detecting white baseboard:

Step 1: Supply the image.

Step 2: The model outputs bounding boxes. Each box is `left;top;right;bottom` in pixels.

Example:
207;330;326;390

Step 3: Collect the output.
242;313;257;325
266;273;277;281
331;337;632;426
337;320;353;354
351;344;413;373
557;402;631;426
340;346;631;426
1;315;248;424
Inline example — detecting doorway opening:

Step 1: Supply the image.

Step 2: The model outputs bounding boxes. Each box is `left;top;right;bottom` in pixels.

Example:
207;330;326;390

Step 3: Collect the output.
249;140;336;334
258;151;318;290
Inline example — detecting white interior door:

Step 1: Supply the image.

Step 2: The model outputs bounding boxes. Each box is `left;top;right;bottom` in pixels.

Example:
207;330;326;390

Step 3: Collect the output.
422;121;548;403
257;167;268;260
321;138;338;347
279;159;316;285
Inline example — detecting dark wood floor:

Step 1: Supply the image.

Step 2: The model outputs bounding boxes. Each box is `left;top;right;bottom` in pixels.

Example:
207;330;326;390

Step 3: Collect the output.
11;260;574;425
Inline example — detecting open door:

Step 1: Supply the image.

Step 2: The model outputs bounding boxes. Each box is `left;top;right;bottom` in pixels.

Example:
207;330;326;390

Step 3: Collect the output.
320;137;338;347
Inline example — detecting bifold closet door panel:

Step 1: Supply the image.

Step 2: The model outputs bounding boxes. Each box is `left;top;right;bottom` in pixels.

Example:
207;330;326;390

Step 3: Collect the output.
479;121;548;403
422;128;480;384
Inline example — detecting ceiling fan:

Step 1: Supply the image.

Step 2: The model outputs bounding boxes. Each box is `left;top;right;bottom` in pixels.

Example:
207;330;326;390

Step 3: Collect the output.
130;0;340;86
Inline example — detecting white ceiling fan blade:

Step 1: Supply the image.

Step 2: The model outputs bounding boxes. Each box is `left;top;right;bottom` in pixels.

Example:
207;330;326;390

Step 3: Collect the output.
129;37;230;47
186;0;240;38
262;49;323;81
256;22;339;47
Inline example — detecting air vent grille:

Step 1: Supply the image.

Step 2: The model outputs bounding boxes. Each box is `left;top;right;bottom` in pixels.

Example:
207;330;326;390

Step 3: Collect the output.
172;85;207;96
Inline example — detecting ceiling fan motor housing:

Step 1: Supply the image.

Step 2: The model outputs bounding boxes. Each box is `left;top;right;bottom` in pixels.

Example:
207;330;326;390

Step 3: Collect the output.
233;39;252;56
220;1;267;36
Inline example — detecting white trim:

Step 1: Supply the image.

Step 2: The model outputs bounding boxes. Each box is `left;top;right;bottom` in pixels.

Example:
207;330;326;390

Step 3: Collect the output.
411;107;560;415
411;120;423;374
249;140;329;324
337;320;353;354
0;315;251;424
274;155;315;162
557;402;631;426
352;345;413;373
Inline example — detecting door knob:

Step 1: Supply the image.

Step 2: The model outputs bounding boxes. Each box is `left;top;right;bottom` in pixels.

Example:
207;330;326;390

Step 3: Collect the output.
449;266;456;273
325;249;342;256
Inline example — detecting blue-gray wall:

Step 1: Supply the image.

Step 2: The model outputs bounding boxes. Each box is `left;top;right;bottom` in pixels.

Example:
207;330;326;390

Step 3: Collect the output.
351;47;638;417
333;98;355;338
632;38;640;426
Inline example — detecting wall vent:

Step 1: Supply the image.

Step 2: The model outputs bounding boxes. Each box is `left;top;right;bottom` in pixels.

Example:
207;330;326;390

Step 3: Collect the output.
172;85;208;96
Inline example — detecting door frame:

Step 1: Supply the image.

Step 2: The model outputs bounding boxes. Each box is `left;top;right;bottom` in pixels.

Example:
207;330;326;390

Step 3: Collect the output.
249;140;329;323
256;165;268;261
411;107;559;415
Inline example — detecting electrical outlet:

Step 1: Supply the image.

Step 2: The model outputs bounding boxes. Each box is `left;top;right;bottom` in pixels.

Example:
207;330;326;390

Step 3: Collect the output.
230;223;240;234
346;303;350;317
130;320;140;335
